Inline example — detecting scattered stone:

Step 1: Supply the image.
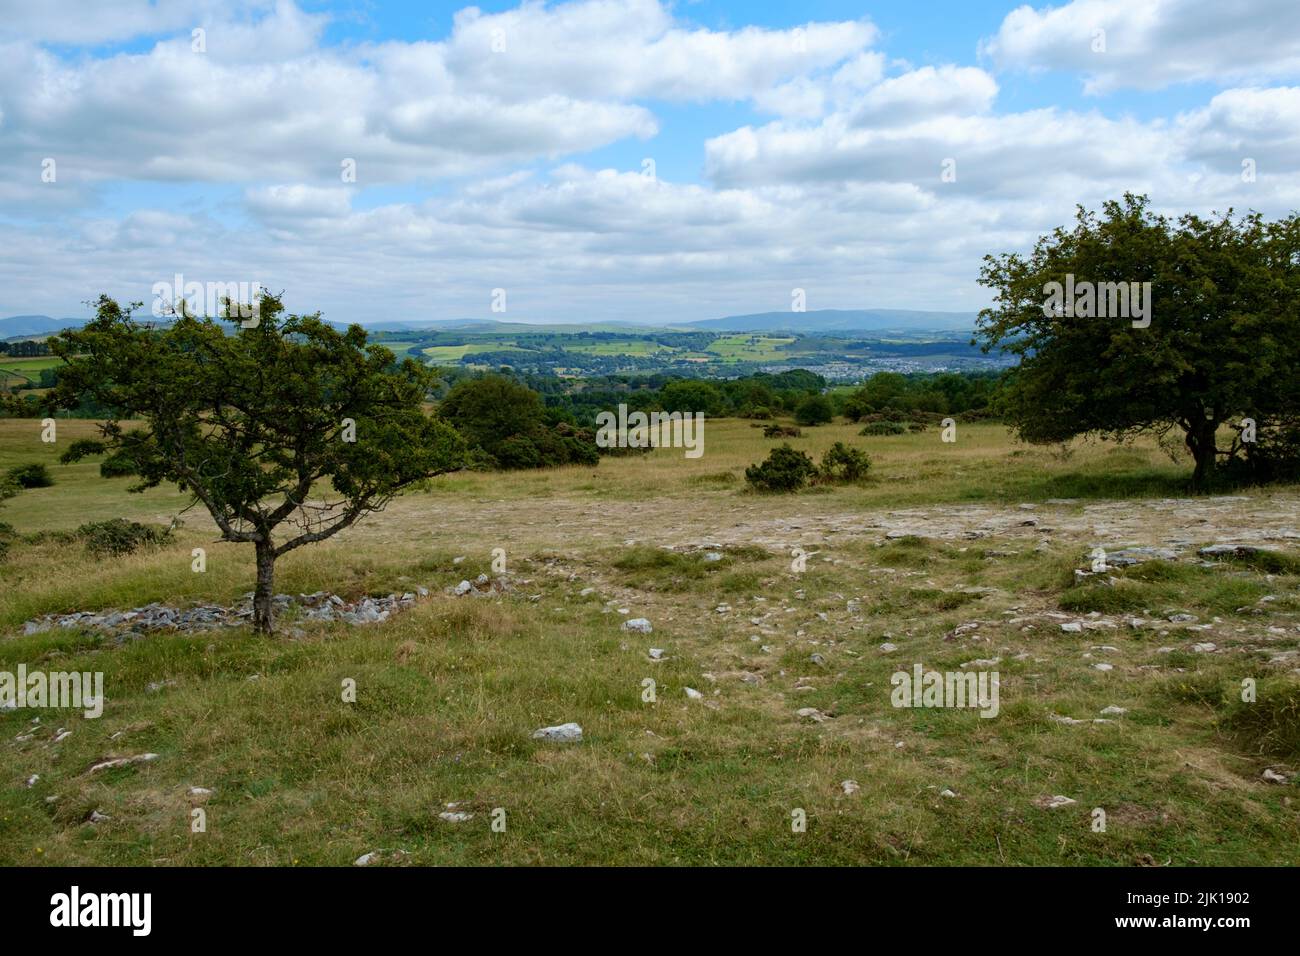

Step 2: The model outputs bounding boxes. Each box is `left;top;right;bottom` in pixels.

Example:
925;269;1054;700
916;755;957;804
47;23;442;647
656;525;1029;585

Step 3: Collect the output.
1036;795;1078;809
1100;706;1128;716
88;753;159;774
188;787;213;797
879;642;898;653
353;849;408;867
25;774;38;788
796;707;829;723
1199;544;1266;558
622;618;653;634
939;789;957;799
439;804;474;823
685;687;703;700
1060;622;1084;633
1262;768;1289;784
648;648;665;660
531;722;582;742
21;586;443;638
1107;547;1179;567
1190;642;1217;653
841;779;860;796
87;810;110;824
1092;663;1114;671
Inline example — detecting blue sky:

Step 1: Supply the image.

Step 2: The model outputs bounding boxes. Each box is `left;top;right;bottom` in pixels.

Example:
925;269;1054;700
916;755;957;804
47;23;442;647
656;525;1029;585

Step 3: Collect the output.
1;0;1297;325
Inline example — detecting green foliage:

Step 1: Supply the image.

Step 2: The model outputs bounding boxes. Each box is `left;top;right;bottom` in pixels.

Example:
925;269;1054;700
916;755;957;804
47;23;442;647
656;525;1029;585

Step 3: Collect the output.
438;374;599;469
75;518;172;556
744;443;817;492
44;293;466;632
860;421;906;436
793;393;834;426
762;424;801;438
978;194;1300;486
659;379;725;417
817;442;871;483
5;463;52;488
438;375;545;452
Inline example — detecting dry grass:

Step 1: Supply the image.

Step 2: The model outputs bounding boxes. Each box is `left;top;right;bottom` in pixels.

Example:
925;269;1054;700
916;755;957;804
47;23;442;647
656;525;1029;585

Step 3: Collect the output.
1;417;1298;865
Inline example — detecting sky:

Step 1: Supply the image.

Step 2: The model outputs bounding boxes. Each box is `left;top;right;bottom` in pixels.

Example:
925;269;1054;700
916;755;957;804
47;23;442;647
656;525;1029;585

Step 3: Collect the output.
0;0;1297;325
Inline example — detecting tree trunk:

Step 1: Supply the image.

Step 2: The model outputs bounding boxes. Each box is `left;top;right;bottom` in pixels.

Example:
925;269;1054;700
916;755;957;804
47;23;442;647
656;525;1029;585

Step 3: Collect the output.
1187;418;1218;489
252;540;276;634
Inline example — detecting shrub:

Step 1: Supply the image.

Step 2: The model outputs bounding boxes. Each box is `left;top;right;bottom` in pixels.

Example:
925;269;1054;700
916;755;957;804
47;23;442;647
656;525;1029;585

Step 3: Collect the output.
6;463;53;488
76;518;172;556
817;442;871;483
437;375;599;469
99;455;136;478
660;379;726;417
745;444;817;492
763;424;802;438
907;422;928;433
794;394;834;426
494;434;543;470
860;421;906;436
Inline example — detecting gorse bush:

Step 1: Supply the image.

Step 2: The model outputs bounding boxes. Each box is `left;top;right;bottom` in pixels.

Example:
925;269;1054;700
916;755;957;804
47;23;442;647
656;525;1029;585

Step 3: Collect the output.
6;463;53;488
762;424;801;438
744;444;817;492
746;441;871;492
817;442;871;483
860;421;907;436
75;518;172;556
794;394;834;426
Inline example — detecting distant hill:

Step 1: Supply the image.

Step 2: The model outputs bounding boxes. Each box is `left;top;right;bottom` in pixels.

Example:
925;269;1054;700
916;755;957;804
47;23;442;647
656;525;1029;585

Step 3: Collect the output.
0;315;83;339
3;309;980;339
683;309;978;333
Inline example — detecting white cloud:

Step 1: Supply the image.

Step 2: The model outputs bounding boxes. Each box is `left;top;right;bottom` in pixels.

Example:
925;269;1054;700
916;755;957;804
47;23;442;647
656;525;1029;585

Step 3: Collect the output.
0;0;874;188
1;0;1299;324
983;0;1300;93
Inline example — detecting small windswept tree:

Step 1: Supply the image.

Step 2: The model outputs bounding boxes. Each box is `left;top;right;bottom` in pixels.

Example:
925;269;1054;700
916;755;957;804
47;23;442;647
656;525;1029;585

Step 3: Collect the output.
46;294;465;633
978;195;1300;487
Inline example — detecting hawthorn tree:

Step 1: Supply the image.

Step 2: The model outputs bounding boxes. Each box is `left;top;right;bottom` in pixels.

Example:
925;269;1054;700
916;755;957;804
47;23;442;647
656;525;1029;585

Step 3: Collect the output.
978;195;1300;487
46;294;465;633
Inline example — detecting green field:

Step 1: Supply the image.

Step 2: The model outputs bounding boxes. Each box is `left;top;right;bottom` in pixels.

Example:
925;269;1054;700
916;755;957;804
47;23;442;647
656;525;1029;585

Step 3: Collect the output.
421;343;523;363
0;355;62;386
1;418;1297;865
707;334;797;361
562;340;673;356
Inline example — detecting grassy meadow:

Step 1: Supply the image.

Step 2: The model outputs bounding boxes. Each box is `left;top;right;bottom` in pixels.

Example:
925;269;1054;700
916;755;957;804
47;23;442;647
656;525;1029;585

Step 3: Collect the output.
1;416;1298;865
